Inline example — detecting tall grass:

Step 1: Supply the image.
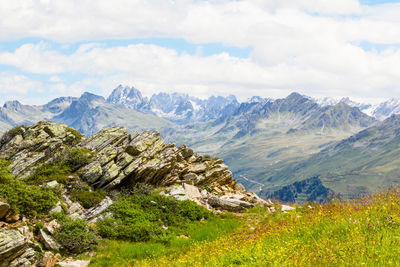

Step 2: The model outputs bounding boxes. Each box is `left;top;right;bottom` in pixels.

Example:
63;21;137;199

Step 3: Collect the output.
135;188;400;266
89;216;240;266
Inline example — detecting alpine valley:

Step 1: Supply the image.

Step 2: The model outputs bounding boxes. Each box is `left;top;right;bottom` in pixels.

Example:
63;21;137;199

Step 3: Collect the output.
3;85;400;202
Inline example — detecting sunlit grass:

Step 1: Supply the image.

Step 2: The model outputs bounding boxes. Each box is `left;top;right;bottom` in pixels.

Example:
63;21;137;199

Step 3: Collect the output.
89;216;241;266
133;188;400;266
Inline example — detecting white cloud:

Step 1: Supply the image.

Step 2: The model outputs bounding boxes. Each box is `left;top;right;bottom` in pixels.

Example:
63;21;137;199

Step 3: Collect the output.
0;72;42;94
1;0;400;102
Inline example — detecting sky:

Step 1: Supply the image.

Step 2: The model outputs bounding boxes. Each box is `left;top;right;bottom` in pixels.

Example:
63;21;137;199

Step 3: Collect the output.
1;0;400;104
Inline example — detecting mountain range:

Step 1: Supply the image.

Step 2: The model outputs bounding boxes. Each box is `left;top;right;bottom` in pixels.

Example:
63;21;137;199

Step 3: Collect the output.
2;85;400;202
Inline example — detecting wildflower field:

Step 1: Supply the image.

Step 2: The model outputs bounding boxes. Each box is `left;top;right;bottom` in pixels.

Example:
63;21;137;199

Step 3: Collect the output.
90;188;400;266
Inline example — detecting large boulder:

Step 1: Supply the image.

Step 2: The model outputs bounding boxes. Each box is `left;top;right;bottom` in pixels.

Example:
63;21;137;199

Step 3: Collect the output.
39;229;62;251
0;228;36;266
207;196;254;212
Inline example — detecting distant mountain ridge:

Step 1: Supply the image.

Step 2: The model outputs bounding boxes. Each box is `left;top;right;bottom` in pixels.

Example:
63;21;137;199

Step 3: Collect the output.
1;85;400;203
107;85;240;124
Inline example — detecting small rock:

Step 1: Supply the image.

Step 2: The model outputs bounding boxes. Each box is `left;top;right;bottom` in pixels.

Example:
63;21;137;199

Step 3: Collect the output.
234;183;246;193
183;183;202;200
39;229;62;251
46;181;59;188
68;202;85;215
57;259;90;267
269;206;276;213
0;201;10;219
5;212;19;223
207;196;253;212
281;205;295;212
68;213;83;220
169;185;189;201
46;220;60;234
17;226;34;240
41;251;57;267
201;189;209;197
0;229;33;266
83;197;113;220
49;205;62;214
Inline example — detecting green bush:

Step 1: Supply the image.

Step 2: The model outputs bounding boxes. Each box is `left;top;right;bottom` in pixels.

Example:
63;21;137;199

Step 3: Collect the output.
70;188;106;209
65;148;93;171
0;160;59;216
54;217;97;253
24;162;71;185
66;128;84;145
96;192;212;243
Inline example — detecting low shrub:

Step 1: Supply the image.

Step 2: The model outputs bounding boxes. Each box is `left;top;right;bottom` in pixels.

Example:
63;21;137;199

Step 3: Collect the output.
24;162;71;185
54;217;97;253
66;127;84;145
96;192;212;243
0;160;59;216
65;148;93;171
70;188;106;209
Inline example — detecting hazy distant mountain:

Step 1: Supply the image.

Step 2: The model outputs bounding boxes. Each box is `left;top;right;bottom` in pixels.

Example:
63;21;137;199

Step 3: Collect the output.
106;85;240;124
370;98;400;121
53;92;172;135
314;96;400;120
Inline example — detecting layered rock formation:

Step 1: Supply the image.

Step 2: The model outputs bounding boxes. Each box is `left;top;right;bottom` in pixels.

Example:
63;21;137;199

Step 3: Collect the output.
79;127;234;190
0;122;269;212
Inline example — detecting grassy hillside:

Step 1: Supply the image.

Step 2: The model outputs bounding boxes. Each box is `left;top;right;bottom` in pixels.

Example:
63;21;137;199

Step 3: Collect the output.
264;115;400;199
86;187;400;266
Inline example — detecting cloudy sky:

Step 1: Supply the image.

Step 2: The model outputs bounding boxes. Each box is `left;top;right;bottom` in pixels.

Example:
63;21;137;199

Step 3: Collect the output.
1;0;400;104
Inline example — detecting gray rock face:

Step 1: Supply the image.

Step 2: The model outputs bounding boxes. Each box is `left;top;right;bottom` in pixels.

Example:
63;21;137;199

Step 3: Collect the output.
39;229;62;251
79;127;235;190
0;229;36;266
0;122;82;178
207;196;254;212
83;197;113;220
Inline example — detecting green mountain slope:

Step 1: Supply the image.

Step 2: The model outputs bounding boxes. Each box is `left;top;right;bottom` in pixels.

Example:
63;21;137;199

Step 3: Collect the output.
262;114;400;199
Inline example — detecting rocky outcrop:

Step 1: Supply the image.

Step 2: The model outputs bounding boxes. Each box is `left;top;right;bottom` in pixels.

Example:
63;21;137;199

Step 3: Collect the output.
78;128;234;190
0;122;268;211
0;228;36;266
0;122;82;178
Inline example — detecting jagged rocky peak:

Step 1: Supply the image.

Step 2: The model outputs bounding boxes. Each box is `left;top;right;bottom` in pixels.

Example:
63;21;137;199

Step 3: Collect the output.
0;121;269;211
44;96;77;114
107;84;146;109
3;100;23;111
